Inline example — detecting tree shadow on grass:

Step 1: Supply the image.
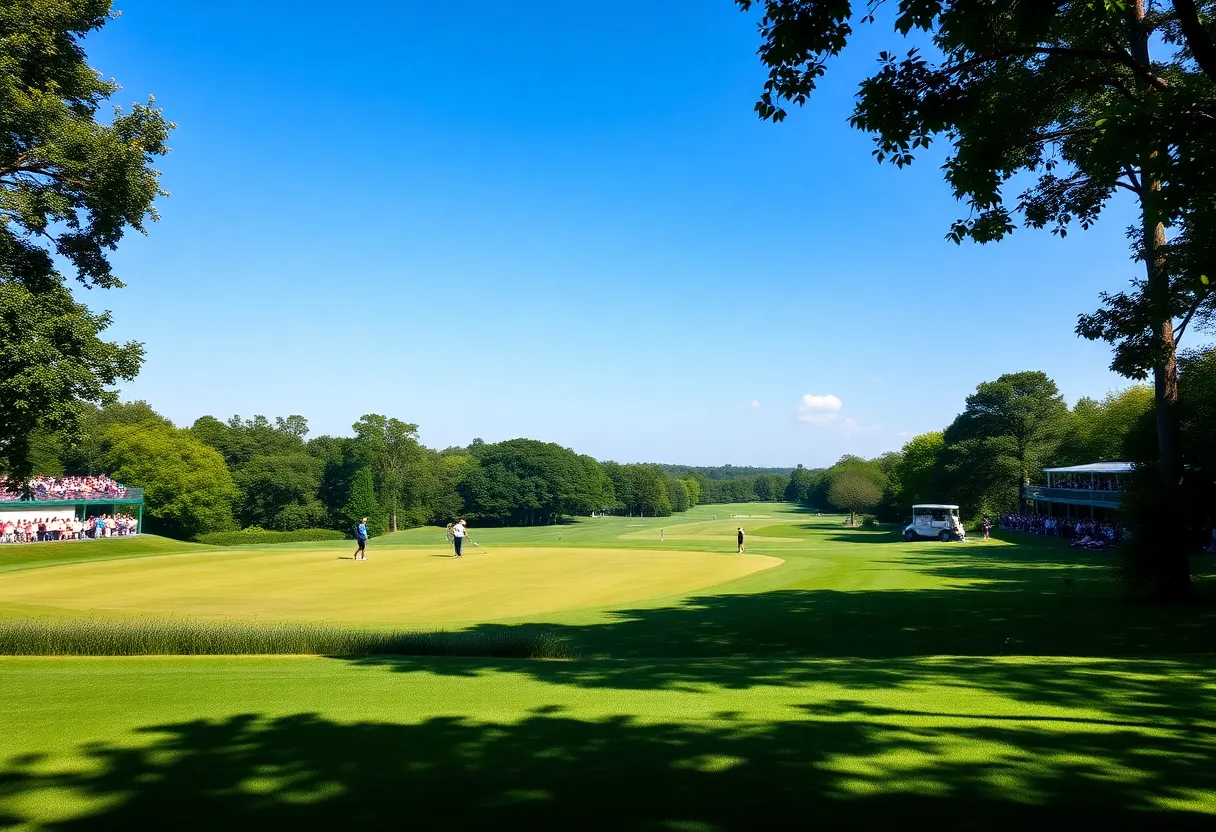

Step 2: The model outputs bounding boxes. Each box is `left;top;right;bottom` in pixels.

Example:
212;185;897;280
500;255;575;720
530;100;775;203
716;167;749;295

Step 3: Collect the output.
512;571;1214;662
753;523;896;541
824;527;904;544
342;548;1216;695
3;692;1214;830
340;654;1216;732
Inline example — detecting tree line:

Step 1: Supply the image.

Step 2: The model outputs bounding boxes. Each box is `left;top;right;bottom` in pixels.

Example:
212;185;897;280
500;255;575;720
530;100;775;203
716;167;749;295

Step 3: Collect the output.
21;404;793;539
789;356;1216;567
35;355;1215;546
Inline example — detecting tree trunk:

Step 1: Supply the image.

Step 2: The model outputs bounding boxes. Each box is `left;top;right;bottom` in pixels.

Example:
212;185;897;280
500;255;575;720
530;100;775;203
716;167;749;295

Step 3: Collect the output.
1146;217;1190;597
1133;1;1190;599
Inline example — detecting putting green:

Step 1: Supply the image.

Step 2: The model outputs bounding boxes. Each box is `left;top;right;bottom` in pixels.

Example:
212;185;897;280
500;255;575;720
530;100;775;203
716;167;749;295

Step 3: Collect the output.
0;544;779;625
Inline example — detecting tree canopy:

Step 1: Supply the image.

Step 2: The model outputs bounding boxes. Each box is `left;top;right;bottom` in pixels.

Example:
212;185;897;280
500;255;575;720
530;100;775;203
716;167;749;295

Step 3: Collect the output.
941;371;1070;515
1059;386;1154;464
883;432;946;514
827;469;883;526
0;1;172;484
784;464;819;504
460;439;614;525
105;423;236;539
352;415;423;532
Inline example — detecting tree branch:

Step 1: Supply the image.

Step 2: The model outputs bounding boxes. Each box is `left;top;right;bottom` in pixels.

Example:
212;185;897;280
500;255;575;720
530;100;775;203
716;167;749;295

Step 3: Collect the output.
1174;286;1213;344
1171;0;1216;83
1036;126;1097;143
0;152;32;179
1121;164;1143;194
948;46;1168;90
0;163;88;190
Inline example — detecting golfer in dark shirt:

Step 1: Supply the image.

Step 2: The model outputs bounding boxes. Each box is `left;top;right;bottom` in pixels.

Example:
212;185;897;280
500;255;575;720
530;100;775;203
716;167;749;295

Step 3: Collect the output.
737;527;745;553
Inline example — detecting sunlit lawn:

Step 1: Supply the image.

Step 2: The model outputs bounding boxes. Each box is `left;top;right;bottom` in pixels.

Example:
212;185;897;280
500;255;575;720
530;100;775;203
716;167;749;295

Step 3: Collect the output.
2;504;1214;828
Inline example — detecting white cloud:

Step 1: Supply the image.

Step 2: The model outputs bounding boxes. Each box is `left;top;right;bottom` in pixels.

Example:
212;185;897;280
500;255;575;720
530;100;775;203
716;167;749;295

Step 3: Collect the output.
751;400;761;409
797;394;843;426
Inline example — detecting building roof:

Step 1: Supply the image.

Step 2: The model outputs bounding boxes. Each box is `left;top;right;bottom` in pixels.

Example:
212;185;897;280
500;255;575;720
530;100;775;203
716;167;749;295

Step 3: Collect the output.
1041;462;1134;474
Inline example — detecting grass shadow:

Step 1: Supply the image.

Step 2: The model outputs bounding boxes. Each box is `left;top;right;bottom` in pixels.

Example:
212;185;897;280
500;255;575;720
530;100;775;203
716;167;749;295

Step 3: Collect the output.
340;547;1216;693
824;528;904;544
4;691;1214;829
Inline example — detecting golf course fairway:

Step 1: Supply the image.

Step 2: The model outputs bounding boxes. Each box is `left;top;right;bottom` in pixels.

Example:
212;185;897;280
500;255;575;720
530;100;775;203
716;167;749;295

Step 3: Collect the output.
3;504;1215;828
0;545;778;625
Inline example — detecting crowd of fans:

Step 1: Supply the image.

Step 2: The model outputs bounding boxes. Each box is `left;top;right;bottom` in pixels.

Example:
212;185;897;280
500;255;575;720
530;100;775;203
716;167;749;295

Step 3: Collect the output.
0;513;138;544
1046;477;1121;491
999;513;1123;549
0;475;127;502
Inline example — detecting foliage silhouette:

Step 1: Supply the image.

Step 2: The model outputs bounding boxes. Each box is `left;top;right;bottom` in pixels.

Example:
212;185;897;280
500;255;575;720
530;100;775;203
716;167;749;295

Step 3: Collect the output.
3;685;1214;829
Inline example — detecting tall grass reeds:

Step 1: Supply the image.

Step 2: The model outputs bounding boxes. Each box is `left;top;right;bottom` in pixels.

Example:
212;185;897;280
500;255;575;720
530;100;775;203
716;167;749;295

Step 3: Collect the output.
0;619;573;659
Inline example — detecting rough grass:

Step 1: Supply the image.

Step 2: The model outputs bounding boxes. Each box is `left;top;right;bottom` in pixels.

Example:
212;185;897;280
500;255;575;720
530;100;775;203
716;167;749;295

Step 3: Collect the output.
195;528;346;546
0;618;573;658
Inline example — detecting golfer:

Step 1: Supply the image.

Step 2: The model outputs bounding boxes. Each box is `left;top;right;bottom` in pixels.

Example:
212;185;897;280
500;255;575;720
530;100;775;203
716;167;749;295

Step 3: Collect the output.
353;517;368;561
452;518;467;558
737;527;745;553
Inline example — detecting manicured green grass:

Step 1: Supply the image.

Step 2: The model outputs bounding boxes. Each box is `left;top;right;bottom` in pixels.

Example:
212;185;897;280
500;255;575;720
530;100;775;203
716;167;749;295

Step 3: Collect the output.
0;543;777;625
0;533;213;576
3;655;1214;827
3;503;1215;827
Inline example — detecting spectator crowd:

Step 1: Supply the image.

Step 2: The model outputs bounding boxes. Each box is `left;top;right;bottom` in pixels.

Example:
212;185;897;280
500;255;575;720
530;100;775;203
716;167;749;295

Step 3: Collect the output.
0;513;138;544
0;475;127;502
1046;477;1121;491
999;513;1123;549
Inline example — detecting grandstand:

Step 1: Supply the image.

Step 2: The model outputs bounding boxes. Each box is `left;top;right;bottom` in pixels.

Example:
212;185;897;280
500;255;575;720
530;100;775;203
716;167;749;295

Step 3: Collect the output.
0;476;145;536
1022;462;1131;519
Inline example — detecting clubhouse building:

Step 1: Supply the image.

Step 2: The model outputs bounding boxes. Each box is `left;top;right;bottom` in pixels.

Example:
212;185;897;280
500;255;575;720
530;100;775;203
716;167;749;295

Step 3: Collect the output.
1022;462;1131;520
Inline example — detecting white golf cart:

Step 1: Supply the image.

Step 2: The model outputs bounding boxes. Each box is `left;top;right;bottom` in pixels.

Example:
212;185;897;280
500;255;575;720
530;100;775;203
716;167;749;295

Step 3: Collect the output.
904;504;965;542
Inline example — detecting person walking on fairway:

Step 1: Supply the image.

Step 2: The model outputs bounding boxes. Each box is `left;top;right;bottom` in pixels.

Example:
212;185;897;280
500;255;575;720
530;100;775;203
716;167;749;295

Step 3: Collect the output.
737;527;745;553
451;518;467;558
982;515;992;541
353;517;369;561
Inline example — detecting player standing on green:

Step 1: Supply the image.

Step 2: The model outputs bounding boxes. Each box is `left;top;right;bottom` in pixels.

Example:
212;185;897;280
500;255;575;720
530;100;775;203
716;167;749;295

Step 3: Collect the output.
353;517;368;561
737;527;745;553
451;518;467;558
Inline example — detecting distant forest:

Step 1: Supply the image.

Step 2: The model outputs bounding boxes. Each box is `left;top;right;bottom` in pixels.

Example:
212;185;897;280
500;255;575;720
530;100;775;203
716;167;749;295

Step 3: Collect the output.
17;401;806;540
657;464;796;480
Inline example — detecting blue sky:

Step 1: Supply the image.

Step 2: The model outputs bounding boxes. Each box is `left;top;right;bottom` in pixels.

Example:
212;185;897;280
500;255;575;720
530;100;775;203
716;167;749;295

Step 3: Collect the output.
90;0;1142;467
